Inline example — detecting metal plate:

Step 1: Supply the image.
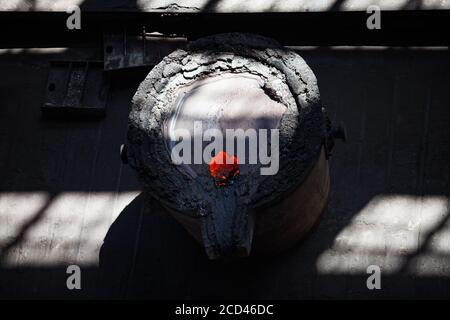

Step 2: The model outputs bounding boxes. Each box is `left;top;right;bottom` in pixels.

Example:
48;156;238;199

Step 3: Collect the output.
103;29;187;71
42;60;109;117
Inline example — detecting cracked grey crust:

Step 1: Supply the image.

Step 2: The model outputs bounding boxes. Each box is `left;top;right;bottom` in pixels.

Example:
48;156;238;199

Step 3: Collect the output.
126;33;326;258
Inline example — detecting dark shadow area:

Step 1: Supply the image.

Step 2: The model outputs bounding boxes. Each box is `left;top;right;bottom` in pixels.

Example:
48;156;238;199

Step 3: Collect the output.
200;0;222;12
402;0;423;10
328;0;347;12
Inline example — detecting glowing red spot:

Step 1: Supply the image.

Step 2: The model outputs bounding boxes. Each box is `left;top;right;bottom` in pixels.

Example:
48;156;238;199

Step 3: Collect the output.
209;151;239;186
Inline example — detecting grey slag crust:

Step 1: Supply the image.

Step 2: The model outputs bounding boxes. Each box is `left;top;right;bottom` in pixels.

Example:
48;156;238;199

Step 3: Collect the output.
126;33;326;259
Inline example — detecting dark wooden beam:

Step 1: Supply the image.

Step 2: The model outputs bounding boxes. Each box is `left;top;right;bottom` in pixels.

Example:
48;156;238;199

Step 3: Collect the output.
0;10;449;48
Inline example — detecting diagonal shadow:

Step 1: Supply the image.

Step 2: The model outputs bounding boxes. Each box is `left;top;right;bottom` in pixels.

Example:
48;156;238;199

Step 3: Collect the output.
0;193;56;266
398;207;450;274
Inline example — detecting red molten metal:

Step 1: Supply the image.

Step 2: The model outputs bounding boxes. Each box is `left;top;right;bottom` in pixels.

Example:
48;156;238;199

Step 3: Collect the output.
209;151;239;186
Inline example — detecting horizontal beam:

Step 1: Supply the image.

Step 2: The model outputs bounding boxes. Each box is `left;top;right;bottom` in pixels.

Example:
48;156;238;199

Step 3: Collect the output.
0;11;449;48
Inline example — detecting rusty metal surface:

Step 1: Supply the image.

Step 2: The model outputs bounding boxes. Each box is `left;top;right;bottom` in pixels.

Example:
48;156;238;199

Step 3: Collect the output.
168;147;330;257
253;147;330;256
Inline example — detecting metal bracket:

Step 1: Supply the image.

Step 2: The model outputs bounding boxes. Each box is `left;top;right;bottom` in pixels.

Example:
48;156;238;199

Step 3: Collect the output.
103;28;187;71
41;60;109;117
